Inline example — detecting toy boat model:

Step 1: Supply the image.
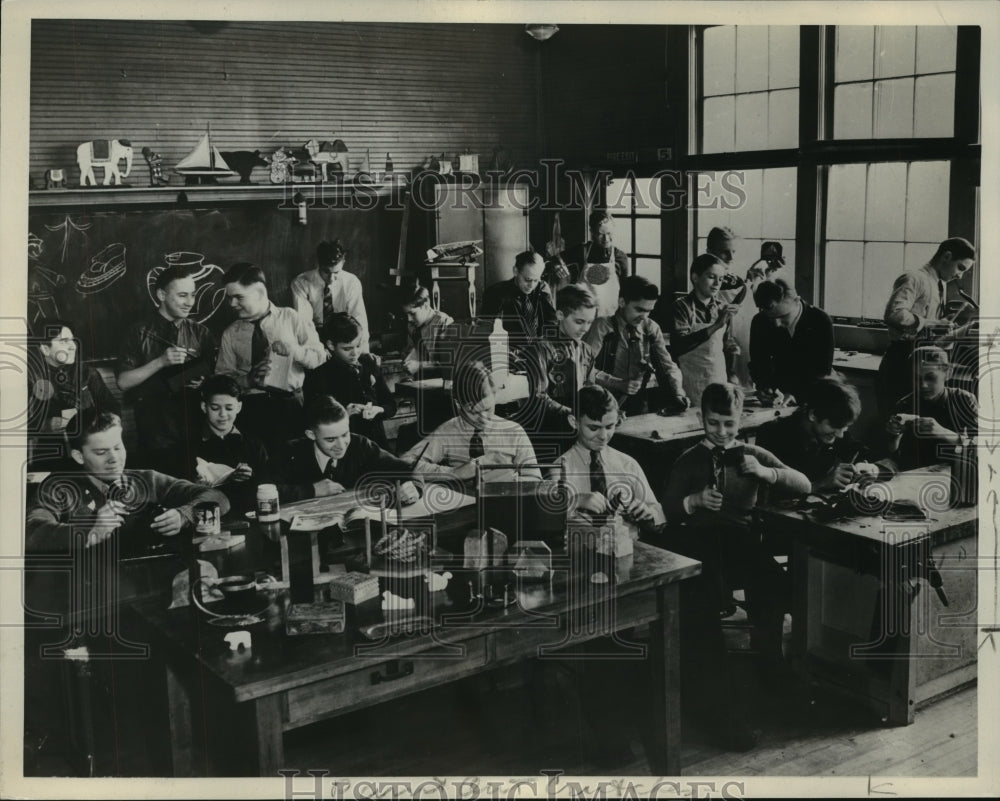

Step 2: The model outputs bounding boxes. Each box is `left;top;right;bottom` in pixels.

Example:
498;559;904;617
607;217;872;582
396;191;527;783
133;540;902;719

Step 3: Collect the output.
174;124;235;180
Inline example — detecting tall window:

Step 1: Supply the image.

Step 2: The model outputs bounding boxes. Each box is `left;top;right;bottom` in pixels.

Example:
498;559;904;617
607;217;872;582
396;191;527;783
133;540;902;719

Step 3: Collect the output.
608;175;662;287
833;26;957;139
701;26;799;153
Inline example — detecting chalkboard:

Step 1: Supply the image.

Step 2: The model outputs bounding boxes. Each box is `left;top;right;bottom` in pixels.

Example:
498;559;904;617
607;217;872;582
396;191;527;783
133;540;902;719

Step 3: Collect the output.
27;201;404;362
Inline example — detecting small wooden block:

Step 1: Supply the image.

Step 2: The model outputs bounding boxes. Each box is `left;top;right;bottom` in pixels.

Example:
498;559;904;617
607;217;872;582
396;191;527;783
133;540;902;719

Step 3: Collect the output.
285;601;346;635
327;572;380;605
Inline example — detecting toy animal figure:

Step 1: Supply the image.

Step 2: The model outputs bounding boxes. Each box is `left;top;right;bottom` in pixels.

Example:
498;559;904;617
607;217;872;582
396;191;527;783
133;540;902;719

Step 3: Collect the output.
77;138;133;186
268;148;297;184
44;169;68;189
141;147;170;187
304;139;349;181
219;150;268;184
438;153;453;177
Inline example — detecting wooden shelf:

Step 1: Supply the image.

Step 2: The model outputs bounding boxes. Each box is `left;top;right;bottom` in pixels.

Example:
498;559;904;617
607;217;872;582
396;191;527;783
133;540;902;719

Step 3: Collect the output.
28;179;409;209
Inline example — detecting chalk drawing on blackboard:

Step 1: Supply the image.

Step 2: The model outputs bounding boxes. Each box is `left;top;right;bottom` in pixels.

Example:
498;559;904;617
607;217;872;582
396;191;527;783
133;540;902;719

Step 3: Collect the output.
44;215;92;263
27;232;66;323
146;251;227;324
77;242;127;295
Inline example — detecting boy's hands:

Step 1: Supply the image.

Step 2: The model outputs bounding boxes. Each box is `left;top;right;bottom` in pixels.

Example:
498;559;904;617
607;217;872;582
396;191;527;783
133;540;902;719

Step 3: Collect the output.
151;508;184;537
619;377;643;395
814;462;855;493
231;462;253;482
689;487;723;512
740;454;776;483
249;358;272;387
159;345;189;367
270;340;292;358
313;479;346;497
915;416;956;441
621;499;655;526
86;504;123;547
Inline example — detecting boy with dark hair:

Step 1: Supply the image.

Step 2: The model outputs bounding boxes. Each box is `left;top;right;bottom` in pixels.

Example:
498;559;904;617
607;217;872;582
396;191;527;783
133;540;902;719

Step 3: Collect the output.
663;254;742;406
756;376;879;493
551;385;663;532
662;383;810;745
400;282;455;378
276;396;413;503
886;346;978;471
186;374;271;513
26;411;228;553
749;276;835;404
117;263;219;470
28;319;120;467
404;360;540;483
303;313;397;450
585;275;688;416
291;239;369;351
480;249;557;346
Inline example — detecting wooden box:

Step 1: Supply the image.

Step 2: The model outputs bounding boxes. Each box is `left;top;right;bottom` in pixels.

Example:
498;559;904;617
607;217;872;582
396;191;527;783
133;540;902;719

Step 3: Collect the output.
285;601;346;636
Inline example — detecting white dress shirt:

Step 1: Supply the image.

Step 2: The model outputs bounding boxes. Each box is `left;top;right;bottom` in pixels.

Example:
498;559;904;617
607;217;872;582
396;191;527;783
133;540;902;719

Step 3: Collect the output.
291;267;370;352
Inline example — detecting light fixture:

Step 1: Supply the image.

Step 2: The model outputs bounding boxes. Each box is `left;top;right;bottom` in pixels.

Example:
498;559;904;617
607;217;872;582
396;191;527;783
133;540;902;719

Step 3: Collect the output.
525;24;559;42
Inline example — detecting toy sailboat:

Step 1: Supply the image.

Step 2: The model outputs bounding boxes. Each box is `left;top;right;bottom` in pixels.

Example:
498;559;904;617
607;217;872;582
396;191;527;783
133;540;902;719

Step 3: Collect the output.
174;124;235;180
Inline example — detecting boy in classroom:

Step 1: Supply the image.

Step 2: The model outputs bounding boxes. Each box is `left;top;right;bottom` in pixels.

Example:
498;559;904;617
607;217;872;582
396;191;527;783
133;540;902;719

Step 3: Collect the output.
291;239;370;352
755;376;882;495
303;313;397;451
885;346;978;471
585;275;688;416
665;253;742;406
403;360;541;484
275;396;415;504
662;383;811;747
187;374;271;514
550;385;664;534
520;283;615;457
400;282;455;378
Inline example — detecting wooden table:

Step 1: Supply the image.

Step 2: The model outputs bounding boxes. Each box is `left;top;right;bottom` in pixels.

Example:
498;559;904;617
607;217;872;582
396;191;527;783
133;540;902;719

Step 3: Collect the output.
126;541;700;777
395;374;531;406
758;466;978;725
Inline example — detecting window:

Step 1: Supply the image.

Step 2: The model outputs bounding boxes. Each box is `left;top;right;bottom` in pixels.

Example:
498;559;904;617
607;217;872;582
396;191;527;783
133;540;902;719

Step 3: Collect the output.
823;161;949;319
701;26;800;153
833;26;957;139
608;175;661;286
694;167;797;277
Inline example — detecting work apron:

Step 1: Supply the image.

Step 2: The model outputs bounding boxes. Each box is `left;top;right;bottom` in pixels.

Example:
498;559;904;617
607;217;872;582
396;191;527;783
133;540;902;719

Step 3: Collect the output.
720;280;756;388
677;314;727;406
579;242;620;318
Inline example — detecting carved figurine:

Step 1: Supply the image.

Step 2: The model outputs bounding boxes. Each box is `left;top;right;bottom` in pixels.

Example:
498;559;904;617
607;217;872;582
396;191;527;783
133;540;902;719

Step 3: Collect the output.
44;169;68;189
219;150;269;185
305;139;349;182
77;138;133;187
268;147;297;184
141;147;170;187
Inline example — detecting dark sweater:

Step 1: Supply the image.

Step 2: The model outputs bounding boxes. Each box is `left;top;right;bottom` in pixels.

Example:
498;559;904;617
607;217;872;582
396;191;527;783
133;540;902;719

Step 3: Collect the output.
755;412;870;486
26;468;229;553
189;426;272;513
276;434;413;503
303;354;397;450
891;388;978;470
664;441;810;528
748;301;834;399
480;278;558;343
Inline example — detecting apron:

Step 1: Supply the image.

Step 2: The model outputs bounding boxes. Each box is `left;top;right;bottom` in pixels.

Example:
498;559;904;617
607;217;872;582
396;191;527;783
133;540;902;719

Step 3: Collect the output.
579;242;620;318
677;309;728;406
720;282;755;388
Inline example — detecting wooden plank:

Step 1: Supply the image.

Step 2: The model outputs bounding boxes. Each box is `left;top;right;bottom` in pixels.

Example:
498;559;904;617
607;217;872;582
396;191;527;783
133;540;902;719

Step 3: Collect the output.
646;583;681;776
164;662;196;778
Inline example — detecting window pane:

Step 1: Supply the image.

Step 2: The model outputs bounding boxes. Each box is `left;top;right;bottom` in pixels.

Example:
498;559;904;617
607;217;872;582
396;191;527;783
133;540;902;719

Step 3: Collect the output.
904;242;938;273
762;167;797;239
767;88;799;148
834;83;873;138
607;177;631;212
836;27;875;82
905;161;949;242
874;77;914;138
736;27;769;93
826;164;867;239
704;26;736;96
633;177;660;214
825;241;865;317
916;26;957;74
731;169;764;237
874;26;916;79
634;218;660;255
635;257;661;288
735;92;768;151
703;96;735;153
862;241;905;319
768;27;799;89
865;163;906;240
696;176;730;237
611;215;633;255
914;74;955;137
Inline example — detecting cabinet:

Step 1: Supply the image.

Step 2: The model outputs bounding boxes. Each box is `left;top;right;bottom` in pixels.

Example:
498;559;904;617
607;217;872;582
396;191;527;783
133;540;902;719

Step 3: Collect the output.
431;184;530;320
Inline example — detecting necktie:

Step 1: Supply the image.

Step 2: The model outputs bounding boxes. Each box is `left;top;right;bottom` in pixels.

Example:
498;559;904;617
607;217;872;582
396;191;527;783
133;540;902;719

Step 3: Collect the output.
469;429;485;460
710;447;727;492
590;450;607;497
937;279;947;320
324;459;338;481
518;293;537;339
323;280;334;321
250;316;270;366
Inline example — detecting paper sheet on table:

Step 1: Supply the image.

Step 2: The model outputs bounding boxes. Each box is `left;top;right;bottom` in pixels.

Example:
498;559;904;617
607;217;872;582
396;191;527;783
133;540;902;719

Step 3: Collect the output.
263;351;292;390
195;457;235;485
